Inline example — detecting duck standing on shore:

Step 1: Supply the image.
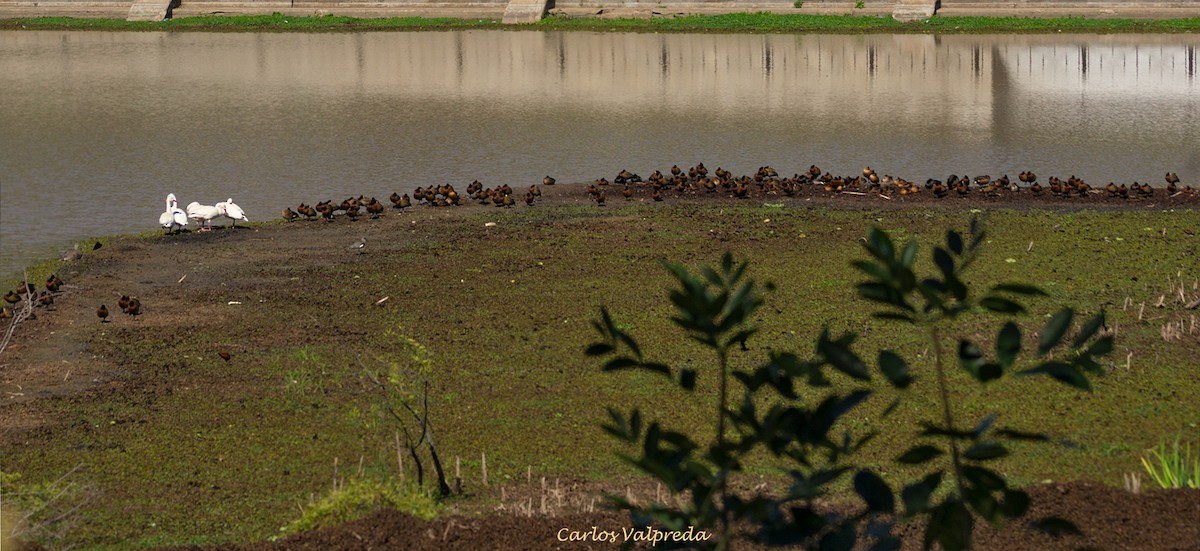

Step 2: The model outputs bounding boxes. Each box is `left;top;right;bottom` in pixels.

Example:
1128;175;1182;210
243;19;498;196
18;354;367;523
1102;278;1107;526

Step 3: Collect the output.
217;199;248;227
159;193;188;234
186;202;222;232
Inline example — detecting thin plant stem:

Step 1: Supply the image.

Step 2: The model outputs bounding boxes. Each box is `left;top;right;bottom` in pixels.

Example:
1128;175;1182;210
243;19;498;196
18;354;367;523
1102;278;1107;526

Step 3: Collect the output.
931;323;970;549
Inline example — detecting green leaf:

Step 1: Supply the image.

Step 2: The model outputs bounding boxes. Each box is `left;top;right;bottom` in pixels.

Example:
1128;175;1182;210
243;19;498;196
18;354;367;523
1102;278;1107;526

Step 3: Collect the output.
963;441;1009;461
902;472;942;517
640;362;672;377
900;239;919;267
999;489;1030;518
854;470;895;514
1019;361;1092;391
897;445;944;464
991;283;1048;296
602;408;637;441
1087;335;1114;357
878;350;913;389
927;499;972;551
1038;308;1075;355
972;414;996;438
958;340;985;381
867;227;896;262
945;275;968;302
602;357;639;371
919;421;975;440
995;428;1049;442
679;368;697;390
963;465;1006;492
818;331;870;381
1072;310;1106;349
585;343;614;356
853;259;892;282
947;229;964;255
933;247;955;278
980;296;1026;315
996;322;1021;369
964;485;999;522
978;363;1002;383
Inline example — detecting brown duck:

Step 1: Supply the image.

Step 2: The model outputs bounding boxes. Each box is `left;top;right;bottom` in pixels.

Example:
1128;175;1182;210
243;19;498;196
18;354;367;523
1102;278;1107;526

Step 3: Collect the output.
365;198;385;218
126;297;141;317
543;175;556;186
97;304;109;323
282;207;298;222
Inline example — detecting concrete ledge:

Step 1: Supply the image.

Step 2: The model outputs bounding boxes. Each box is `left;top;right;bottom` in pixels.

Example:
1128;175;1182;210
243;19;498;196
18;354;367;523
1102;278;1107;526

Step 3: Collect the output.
127;0;173;20
893;0;936;21
501;0;546;22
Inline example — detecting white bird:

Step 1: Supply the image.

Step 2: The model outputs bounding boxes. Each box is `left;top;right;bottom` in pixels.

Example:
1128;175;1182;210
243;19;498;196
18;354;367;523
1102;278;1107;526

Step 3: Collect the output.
350;237;366;254
186;201;222;232
217;198;248;227
159;193;188;234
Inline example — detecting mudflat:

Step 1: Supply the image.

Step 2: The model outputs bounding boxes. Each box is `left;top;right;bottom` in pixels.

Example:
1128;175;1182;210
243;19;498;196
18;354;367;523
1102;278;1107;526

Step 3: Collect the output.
2;180;1199;548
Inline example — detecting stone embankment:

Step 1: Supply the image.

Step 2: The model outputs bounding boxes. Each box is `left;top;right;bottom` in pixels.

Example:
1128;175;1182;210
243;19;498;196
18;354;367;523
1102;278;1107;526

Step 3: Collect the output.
0;0;1197;24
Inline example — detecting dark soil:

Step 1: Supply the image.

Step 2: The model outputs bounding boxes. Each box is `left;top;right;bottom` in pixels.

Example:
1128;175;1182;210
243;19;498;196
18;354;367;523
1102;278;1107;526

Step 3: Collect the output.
193;481;1200;550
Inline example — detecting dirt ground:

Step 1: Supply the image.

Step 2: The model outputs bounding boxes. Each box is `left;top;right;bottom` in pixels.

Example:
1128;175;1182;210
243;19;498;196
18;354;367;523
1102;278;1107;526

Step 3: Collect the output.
2;176;1198;549
202;481;1200;550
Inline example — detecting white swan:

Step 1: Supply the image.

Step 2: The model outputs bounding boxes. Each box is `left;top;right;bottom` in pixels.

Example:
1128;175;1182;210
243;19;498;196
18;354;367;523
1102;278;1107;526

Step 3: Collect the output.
217;198;248;227
159;193;188;234
186;201;222;232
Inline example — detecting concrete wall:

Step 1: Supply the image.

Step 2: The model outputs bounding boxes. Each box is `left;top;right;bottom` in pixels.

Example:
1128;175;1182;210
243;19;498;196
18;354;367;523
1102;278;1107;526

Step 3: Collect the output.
0;0;1198;20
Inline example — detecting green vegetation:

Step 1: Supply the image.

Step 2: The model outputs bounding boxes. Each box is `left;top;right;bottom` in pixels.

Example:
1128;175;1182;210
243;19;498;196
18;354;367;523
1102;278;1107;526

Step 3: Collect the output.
0;467;89;549
1;205;1197;548
1140;435;1199;489
590;220;1110;549
280;476;439;536
3;12;1200;33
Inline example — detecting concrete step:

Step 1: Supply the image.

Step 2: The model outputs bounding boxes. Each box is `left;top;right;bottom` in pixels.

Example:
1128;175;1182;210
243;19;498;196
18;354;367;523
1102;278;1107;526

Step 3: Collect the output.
502;0;547;22
127;0;172;20
892;0;936;21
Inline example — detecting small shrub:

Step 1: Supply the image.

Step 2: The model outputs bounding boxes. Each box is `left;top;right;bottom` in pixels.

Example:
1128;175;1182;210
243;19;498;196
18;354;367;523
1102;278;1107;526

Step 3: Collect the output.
590;219;1112;550
855;0;865;9
1140;435;1199;489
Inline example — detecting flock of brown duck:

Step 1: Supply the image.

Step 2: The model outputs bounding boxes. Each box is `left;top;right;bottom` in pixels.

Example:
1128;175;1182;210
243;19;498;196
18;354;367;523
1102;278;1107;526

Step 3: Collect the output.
2;271;146;325
1;274;64;321
279;179;553;223
275;167;1193;222
581;165;1195;204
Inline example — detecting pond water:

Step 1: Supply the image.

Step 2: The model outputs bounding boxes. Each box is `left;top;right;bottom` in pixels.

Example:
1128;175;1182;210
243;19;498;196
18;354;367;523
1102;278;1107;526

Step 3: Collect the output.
2;30;1198;277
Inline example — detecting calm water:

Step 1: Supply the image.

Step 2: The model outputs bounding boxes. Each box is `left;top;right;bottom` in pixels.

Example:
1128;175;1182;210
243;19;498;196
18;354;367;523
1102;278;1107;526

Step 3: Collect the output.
2;31;1198;277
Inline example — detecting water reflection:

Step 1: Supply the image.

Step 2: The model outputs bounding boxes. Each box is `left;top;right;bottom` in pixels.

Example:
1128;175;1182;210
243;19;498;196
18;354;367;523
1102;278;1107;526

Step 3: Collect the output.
1;31;1197;276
